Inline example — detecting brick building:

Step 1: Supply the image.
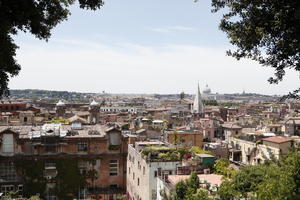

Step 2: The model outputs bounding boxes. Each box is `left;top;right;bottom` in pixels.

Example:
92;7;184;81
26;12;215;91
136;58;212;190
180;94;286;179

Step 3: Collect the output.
0;123;129;200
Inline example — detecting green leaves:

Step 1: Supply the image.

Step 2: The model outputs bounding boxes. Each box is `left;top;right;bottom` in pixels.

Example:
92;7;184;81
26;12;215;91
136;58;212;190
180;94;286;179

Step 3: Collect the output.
213;158;236;178
211;0;300;99
165;172;212;200
218;151;300;200
0;0;104;97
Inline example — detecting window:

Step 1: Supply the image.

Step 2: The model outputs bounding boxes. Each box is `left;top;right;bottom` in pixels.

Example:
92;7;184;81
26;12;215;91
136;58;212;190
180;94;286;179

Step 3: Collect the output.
137;178;140;186
45;163;56;169
128;167;131;174
143;167;145;175
133;172;135;180
1;185;15;195
109;160;118;176
0;162;17;182
78;142;88;151
2;134;14;153
71;122;82;129
78;161;88;175
17;185;23;196
109;132;120;145
154;171;157;177
158;168;162;177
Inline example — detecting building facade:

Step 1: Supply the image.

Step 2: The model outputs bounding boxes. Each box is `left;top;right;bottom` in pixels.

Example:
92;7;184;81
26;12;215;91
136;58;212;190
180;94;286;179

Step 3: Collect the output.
0;123;129;200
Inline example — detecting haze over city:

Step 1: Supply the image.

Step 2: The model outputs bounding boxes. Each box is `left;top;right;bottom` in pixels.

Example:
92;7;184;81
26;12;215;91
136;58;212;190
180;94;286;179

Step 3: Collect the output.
10;0;299;95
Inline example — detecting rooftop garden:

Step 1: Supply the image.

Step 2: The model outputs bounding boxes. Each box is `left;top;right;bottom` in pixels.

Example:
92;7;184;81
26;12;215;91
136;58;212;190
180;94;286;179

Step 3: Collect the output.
141;146;213;161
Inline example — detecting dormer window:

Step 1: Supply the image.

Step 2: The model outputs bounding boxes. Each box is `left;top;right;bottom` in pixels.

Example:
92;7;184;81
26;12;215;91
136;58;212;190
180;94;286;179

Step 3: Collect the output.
72;122;82;130
2;134;14;153
109;132;121;146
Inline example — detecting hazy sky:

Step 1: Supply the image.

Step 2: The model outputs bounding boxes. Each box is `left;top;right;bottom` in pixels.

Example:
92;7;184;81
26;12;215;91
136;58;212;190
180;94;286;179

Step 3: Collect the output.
10;0;299;95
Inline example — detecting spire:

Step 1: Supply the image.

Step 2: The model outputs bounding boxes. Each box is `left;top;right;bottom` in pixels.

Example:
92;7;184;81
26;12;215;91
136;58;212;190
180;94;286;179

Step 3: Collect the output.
192;83;204;114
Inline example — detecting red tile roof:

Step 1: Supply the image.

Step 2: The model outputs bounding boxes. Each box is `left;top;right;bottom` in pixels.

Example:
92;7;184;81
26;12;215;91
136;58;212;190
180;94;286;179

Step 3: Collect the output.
262;136;291;144
168;174;223;187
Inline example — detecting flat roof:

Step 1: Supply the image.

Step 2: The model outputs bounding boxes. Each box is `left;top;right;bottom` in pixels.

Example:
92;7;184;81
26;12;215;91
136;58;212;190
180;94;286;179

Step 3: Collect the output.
195;153;215;158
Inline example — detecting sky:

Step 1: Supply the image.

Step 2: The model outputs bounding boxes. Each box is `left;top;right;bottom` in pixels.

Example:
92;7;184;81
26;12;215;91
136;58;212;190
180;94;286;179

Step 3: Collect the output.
10;0;299;95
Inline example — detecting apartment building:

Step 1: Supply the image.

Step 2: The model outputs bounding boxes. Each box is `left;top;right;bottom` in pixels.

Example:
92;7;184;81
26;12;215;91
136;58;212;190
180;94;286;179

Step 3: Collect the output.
0;122;129;200
229;135;292;165
165;130;203;147
126;142;181;200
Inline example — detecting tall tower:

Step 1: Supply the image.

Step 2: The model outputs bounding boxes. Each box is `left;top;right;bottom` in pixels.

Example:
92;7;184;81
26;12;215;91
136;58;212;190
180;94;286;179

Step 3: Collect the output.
192;83;204;115
55;100;66;117
89;100;100;124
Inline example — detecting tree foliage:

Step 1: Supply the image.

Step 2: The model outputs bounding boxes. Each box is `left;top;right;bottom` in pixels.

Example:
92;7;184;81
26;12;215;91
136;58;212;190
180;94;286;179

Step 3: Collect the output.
211;0;300;99
163;172;212;200
213;158;236;178
0;0;104;97
218;151;300;200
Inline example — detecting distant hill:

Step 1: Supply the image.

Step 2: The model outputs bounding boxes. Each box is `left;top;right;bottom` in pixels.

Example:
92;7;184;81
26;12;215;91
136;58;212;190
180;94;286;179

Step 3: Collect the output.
9;89;95;103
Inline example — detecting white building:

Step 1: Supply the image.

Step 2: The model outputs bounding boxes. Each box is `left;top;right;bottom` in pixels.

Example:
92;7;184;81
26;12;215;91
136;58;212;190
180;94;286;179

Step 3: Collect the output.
229;136;292;165
127;142;181;200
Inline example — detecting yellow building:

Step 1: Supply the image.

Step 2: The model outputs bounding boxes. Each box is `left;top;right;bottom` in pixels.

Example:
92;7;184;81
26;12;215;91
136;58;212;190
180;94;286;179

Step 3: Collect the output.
166;130;203;147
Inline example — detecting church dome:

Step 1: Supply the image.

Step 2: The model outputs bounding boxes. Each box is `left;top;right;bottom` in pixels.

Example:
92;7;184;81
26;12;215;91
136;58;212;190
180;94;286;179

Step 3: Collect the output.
203;84;211;94
90;100;99;106
56;100;66;107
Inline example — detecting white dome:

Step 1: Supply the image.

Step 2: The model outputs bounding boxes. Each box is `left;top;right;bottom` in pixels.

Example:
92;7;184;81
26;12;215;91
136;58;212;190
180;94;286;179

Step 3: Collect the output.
56;100;66;107
90;100;99;106
203;84;211;94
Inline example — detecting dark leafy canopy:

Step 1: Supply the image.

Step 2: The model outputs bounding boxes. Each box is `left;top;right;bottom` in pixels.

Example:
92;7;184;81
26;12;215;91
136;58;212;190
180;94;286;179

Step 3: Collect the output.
211;0;300;99
0;0;104;97
218;151;300;200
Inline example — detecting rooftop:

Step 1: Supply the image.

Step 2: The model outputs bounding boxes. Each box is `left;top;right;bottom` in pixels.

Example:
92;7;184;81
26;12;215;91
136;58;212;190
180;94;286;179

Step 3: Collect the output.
168;174;223;187
0;124;111;139
262;136;292;144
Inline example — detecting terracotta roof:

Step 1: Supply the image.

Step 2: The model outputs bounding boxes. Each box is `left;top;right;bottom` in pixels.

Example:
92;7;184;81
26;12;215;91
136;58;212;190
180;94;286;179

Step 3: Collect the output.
262;136;291;144
168;174;223;187
74;111;90;116
222;123;242;129
68;115;87;123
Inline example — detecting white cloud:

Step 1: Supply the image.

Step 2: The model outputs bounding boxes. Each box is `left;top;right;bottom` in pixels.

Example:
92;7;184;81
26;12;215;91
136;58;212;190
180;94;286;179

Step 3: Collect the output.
10;38;299;95
147;25;197;33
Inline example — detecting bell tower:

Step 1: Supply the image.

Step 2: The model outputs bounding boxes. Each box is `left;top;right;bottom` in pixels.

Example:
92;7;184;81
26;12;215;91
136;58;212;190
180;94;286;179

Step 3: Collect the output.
89;100;100;124
55;100;66;117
